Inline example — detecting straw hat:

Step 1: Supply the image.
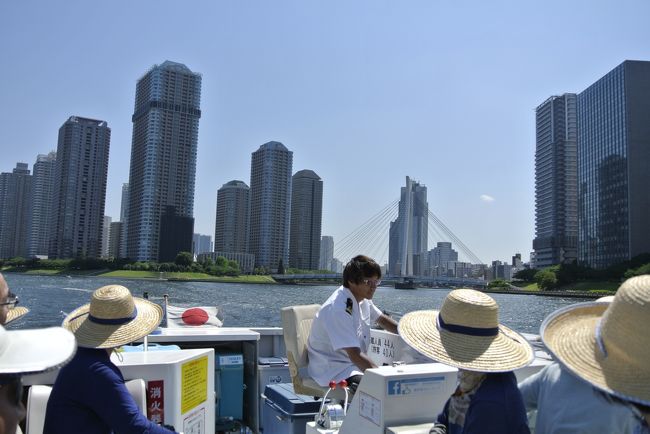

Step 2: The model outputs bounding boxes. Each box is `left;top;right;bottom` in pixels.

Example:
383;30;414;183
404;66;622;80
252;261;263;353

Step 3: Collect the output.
5;306;29;325
542;275;650;406
399;289;533;372
63;284;163;349
0;325;76;375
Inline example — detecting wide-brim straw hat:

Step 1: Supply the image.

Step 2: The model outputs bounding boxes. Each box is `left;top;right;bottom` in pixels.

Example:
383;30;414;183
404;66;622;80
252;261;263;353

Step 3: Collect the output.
5;306;29;324
399;289;533;372
63;284;163;349
595;295;615;303
542;275;650;406
0;325;76;375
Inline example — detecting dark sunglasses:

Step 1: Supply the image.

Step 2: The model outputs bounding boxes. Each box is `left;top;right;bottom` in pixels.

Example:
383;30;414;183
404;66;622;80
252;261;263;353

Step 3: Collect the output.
0;376;23;406
0;292;19;307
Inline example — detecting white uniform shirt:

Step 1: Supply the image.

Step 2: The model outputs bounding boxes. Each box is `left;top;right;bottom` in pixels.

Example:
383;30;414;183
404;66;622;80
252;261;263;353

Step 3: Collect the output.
307;285;383;386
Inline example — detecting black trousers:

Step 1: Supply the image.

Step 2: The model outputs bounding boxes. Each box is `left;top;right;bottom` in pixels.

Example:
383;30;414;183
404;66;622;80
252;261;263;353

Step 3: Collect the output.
344;374;363;395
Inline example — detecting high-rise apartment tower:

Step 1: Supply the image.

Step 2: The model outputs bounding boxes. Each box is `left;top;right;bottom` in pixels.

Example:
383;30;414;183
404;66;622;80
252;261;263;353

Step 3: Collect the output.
289;170;323;270
27;152;56;258
126;61;202;262
0;163;32;259
49;116;110;259
248;141;293;271
533;94;578;268
214;180;250;254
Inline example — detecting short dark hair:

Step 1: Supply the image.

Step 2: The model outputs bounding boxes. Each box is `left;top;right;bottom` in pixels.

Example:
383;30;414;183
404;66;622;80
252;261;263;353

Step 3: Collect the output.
343;255;381;288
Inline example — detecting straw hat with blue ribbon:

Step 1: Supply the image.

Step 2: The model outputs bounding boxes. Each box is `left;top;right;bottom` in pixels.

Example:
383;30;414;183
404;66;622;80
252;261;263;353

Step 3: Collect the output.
542;275;650;406
399;289;533;372
63;284;163;349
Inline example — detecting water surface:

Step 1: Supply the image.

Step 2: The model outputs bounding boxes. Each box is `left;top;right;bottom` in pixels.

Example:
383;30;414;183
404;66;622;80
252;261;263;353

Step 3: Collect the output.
4;274;588;334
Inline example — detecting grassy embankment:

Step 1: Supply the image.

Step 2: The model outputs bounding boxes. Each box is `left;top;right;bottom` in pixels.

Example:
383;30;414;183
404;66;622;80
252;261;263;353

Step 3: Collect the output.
513;280;618;294
102;270;276;283
1;267;277;284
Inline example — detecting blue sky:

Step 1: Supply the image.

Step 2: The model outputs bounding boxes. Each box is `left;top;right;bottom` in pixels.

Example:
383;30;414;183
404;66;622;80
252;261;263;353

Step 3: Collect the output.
1;0;649;264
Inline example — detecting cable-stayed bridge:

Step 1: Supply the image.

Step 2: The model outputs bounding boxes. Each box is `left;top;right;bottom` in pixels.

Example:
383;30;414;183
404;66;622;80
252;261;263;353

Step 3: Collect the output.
291;181;487;287
332;198;484;267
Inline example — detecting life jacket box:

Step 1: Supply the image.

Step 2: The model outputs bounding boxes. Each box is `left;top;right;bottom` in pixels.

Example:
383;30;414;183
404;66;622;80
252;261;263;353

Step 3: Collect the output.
261;383;323;434
257;357;290;432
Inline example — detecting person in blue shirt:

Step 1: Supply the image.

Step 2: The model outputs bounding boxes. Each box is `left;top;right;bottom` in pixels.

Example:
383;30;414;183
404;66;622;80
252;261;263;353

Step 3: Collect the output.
399;289;534;434
43;284;177;434
518;275;650;434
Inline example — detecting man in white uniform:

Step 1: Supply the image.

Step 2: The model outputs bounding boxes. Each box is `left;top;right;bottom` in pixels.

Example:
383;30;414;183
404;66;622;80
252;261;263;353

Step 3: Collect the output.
307;255;398;392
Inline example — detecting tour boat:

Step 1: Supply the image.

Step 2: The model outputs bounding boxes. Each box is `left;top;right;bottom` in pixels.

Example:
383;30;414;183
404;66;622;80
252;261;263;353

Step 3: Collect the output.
21;319;550;434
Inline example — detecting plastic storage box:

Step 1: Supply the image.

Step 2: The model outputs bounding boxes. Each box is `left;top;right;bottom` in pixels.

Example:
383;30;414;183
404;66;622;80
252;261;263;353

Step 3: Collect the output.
216;354;244;421
262;383;324;434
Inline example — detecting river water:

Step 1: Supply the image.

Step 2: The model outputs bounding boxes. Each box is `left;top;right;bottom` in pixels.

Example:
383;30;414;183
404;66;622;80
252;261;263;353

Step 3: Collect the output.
3;274;589;334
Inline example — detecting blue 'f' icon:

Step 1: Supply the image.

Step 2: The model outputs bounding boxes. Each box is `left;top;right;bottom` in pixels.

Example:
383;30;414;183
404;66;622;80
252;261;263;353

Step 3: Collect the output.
392;381;401;395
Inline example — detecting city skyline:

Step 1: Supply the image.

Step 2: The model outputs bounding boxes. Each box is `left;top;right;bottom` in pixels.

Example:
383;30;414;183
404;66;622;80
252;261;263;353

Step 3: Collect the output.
2;1;650;264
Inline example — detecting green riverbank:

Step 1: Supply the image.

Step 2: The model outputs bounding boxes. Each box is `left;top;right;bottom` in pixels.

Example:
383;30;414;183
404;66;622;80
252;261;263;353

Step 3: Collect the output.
1;268;277;284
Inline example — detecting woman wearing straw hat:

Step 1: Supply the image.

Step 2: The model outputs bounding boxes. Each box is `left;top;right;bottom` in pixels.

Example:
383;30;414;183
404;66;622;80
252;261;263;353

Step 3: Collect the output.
399;289;533;434
518;275;650;433
0;324;76;434
43;284;177;434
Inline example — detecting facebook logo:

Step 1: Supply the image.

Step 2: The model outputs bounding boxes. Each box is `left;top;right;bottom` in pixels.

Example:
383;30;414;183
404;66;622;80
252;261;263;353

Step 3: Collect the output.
387;380;401;395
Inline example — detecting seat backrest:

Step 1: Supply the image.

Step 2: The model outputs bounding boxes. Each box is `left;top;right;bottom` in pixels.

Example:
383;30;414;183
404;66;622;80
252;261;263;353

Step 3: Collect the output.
124;379;147;415
26;385;52;434
281;304;320;382
26;380;147;434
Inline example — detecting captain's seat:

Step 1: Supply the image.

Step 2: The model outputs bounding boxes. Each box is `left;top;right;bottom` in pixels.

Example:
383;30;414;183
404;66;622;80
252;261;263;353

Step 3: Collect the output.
281;304;347;400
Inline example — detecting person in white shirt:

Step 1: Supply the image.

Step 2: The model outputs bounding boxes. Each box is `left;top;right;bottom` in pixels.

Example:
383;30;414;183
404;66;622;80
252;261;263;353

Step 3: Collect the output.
307;255;398;393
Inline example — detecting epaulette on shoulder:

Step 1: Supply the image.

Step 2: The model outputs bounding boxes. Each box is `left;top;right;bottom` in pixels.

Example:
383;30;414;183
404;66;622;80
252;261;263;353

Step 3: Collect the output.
345;297;353;315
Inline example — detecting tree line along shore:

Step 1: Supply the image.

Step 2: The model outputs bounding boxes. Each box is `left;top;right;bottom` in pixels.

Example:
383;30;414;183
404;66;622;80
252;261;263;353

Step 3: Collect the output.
3;252;650;293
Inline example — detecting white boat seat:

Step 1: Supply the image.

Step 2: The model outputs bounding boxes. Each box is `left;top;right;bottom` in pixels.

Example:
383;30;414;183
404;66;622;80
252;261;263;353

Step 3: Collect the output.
385;422;435;434
281;305;347;401
124;378;147;415
26;379;148;434
26;385;51;434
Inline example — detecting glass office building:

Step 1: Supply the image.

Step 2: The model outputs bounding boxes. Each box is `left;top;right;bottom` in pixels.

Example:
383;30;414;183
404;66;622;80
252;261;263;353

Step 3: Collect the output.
577;61;650;268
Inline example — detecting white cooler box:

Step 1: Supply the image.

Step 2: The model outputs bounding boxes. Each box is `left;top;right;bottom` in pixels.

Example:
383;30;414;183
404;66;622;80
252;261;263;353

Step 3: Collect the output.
112;348;215;434
258;356;291;432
